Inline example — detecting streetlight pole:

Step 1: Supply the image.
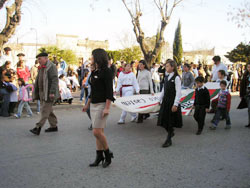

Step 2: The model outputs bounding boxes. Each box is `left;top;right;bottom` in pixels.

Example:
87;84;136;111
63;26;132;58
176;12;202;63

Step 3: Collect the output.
30;28;38;56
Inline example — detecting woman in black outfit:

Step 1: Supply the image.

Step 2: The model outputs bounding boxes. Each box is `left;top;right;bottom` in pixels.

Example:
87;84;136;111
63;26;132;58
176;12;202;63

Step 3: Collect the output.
83;48;115;168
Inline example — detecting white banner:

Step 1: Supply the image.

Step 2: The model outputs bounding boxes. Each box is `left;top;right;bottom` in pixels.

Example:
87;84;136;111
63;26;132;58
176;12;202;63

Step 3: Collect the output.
114;82;221;115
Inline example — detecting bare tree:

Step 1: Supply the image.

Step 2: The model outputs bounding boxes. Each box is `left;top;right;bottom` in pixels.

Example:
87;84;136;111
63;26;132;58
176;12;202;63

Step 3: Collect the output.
228;0;250;29
122;0;184;65
0;0;23;50
117;30;137;49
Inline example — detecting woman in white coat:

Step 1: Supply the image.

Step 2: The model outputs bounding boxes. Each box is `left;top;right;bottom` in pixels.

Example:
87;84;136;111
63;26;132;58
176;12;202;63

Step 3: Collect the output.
115;63;140;124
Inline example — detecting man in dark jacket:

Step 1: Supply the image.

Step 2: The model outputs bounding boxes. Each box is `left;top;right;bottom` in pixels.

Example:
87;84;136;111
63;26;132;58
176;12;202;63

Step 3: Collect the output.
238;63;250;128
30;53;60;135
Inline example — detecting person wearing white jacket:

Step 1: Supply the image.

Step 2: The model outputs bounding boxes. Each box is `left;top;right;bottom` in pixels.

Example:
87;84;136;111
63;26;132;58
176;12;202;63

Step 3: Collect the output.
115;63;140;124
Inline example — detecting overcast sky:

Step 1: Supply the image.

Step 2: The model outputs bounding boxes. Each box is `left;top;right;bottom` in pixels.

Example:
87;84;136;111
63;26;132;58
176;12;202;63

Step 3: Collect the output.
2;0;249;52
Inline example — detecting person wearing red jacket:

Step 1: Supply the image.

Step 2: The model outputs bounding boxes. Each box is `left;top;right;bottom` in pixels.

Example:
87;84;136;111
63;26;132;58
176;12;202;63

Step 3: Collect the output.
16;60;30;83
210;80;231;130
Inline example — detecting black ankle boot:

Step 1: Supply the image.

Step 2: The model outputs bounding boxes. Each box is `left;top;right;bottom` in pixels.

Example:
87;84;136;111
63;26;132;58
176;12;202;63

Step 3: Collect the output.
162;133;172;148
102;149;114;168
89;150;104;167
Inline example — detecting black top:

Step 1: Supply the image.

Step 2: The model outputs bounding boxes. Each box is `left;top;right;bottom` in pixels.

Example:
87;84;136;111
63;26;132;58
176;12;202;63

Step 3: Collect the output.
194;87;210;108
240;72;250;98
89;67;115;104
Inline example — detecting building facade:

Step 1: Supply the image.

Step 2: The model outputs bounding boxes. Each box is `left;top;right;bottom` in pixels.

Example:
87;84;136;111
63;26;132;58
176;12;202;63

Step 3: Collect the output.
2;34;109;68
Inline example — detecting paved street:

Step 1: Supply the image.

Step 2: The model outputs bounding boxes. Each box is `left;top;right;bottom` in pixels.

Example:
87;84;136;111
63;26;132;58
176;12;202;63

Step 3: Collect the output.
0;96;249;188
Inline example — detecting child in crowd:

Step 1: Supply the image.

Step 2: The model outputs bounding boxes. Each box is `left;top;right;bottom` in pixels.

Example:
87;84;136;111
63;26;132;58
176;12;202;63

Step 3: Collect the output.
80;72;89;102
82;62;95;130
115;63;139;124
193;77;210;135
157;60;182;148
14;78;33;118
8;74;18;115
182;63;195;89
210;80;231;130
216;70;228;87
58;74;73;104
210;70;229;113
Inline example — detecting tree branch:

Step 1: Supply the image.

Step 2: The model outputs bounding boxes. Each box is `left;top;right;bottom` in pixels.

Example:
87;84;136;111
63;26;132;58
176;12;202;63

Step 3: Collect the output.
122;0;148;57
0;0;23;47
0;0;8;10
168;0;183;19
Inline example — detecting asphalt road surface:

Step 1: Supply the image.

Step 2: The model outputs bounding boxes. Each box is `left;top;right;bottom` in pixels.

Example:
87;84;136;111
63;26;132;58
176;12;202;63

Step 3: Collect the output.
0;96;249;188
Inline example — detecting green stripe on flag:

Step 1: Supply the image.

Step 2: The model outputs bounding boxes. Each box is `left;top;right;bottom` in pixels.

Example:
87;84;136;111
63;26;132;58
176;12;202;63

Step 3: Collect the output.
210;89;220;99
181;91;195;104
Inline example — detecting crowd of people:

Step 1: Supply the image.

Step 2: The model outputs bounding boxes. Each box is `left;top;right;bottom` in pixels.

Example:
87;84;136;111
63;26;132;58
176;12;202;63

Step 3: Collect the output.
1;46;250;168
0;47;78;118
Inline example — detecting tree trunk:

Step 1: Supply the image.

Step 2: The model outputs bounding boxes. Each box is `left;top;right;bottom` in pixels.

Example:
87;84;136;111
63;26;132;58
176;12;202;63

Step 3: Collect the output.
0;0;23;50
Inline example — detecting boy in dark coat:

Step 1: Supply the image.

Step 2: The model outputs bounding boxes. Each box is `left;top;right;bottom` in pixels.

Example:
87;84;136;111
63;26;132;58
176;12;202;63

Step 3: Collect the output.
193;77;210;135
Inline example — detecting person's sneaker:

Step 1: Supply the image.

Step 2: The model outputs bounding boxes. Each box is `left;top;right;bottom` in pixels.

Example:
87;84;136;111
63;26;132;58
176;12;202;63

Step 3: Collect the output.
45;127;58;132
130;116;137;122
225;125;231;130
26;114;32;118
209;125;216;130
36;112;40;115
117;120;125;124
88;124;93;130
14;114;20;118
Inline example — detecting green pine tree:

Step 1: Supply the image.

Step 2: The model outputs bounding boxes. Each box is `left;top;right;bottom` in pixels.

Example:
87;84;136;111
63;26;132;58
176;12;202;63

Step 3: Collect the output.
173;20;183;65
225;42;250;63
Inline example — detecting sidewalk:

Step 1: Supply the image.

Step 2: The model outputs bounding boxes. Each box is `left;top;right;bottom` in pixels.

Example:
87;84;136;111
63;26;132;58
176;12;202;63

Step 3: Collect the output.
29;91;83;111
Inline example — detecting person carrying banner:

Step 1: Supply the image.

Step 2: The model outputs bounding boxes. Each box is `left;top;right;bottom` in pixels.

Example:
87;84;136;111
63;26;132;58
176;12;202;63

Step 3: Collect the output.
137;60;154;123
157;59;182;148
115;63;140;124
193;76;210;135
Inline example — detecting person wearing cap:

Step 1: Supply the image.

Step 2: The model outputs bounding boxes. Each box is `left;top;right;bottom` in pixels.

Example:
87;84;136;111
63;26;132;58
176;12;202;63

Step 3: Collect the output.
30;52;60;136
0;47;13;67
15;53;26;69
17;53;25;61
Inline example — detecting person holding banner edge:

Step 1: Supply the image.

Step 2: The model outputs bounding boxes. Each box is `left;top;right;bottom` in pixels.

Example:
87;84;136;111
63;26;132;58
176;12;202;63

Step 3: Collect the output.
115;63;140;124
137;60;154;123
157;59;183;148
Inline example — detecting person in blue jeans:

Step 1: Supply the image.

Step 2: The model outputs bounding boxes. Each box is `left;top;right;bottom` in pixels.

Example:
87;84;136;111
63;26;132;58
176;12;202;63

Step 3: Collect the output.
83;67;93;130
210;80;231;130
14;78;33;118
36;100;40;114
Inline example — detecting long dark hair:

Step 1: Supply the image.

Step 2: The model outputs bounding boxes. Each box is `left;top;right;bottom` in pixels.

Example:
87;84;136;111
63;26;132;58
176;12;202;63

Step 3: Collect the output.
92;48;108;70
139;60;149;70
18;78;26;86
4;61;11;68
17;60;24;68
165;59;178;76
